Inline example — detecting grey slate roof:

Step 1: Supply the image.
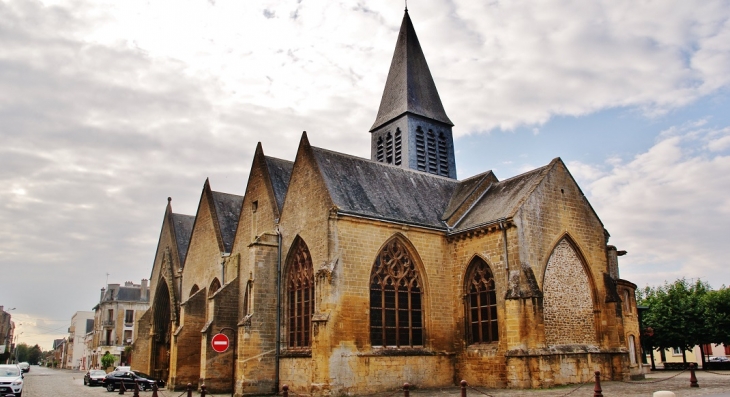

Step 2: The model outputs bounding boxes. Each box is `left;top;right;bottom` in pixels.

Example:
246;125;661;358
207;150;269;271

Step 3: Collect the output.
211;191;244;253
311;146;459;228
264;156;294;213
442;171;497;222
452;164;550;232
171;213;195;266
370;11;453;131
104;287;144;302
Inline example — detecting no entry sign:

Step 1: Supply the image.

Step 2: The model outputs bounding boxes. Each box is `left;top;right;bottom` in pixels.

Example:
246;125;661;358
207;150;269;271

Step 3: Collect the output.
211;333;230;353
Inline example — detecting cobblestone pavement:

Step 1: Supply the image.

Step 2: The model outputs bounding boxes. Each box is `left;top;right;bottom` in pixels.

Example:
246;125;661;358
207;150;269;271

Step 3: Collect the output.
20;367;730;397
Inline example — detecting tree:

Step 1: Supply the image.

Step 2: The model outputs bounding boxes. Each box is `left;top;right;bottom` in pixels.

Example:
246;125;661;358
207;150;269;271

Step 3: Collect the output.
101;351;116;369
704;287;730;346
27;345;42;365
637;278;711;363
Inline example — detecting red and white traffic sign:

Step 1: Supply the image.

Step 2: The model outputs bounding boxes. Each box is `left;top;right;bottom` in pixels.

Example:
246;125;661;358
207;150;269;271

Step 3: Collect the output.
211;333;230;353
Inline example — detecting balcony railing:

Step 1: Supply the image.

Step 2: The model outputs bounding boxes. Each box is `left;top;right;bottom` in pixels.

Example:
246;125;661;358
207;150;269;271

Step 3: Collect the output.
102;320;115;327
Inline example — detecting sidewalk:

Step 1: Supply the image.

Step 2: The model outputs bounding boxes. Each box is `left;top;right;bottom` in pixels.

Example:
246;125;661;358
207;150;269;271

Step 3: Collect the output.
92;370;730;397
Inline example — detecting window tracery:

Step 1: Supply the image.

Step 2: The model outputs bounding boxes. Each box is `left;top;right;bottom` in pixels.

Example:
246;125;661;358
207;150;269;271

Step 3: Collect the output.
287;238;315;348
465;257;498;344
370;238;424;347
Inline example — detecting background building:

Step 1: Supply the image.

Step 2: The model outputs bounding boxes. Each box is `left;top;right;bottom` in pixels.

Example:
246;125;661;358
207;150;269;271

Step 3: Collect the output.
91;280;149;368
65;311;94;369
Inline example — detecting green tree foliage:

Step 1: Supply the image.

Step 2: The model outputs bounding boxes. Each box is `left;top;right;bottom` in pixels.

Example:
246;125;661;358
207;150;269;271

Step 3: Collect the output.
637;278;711;352
27;345;42;365
704;286;730;346
101;351;116;369
15;343;30;363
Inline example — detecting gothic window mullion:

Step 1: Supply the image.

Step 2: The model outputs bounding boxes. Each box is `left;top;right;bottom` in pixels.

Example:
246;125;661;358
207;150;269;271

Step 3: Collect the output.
286;238;315;349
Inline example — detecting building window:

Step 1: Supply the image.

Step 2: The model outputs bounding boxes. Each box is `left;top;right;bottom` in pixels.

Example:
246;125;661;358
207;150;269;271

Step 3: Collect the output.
725;344;730;355
376;136;385;162
242;281;252;318
209;278;221;297
628;335;637;365
123;330;133;345
105;329;113;346
107;309;114;321
426;130;437;174
672;347;682;356
286;238;315;349
415;127;426;171
124;310;134;324
394;128;402;165
370;238;424;348
385;132;393;164
465;257;498;344
437;132;448;176
623;290;633;314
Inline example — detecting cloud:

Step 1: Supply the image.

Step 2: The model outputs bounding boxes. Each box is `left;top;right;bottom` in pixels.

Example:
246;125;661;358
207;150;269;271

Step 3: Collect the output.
573;122;730;288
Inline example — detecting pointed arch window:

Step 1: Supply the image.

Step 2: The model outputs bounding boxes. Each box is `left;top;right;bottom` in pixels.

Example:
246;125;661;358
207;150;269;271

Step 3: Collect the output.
376;136;385;162
465;257;498;344
415;127;426;171
394;128;402;166
370;238;424;347
286;238;315;349
208;278;221;297
190;284;200;296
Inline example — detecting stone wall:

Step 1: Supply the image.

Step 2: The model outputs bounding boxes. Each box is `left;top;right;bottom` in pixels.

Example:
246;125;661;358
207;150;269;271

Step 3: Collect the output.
132;309;152;374
543;239;597;346
171;288;205;390
201;279;239;393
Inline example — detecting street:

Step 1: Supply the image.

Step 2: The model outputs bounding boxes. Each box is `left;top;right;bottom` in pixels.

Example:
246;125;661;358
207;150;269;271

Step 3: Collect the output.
18;365;730;396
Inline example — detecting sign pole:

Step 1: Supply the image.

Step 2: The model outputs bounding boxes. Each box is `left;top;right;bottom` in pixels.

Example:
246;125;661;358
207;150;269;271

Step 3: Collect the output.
217;327;237;397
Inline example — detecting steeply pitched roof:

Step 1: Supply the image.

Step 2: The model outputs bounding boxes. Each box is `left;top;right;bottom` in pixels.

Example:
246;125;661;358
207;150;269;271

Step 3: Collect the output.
443;170;498;226
264;156;294;213
171;213;195;265
451;164;551;232
311;146;459;228
370;11;453;131
210;191;243;253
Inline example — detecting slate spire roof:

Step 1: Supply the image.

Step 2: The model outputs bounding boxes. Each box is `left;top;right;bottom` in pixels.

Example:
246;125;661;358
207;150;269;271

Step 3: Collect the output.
370;10;453;131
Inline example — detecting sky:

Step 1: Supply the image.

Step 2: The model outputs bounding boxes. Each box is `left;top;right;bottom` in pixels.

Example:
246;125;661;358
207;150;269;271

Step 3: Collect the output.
1;0;729;349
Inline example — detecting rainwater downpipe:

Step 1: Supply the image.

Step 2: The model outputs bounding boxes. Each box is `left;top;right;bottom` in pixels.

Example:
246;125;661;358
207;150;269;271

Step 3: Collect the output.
274;224;282;393
499;219;510;285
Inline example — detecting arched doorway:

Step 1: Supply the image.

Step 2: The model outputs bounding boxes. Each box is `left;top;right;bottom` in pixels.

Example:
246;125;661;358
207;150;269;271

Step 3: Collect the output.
152;280;173;382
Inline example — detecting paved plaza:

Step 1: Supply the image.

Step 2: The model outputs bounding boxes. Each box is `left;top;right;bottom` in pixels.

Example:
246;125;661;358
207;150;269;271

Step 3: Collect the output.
19;366;730;397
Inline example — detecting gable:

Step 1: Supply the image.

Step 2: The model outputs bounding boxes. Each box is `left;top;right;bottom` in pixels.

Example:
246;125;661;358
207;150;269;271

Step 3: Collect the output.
210;191;244;253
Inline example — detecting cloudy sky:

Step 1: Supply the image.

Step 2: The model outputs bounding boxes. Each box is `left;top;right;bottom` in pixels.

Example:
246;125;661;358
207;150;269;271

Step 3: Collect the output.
1;0;729;349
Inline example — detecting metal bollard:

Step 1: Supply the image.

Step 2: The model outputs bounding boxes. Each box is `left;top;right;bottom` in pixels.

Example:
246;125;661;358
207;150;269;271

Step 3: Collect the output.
187;383;193;397
690;363;699;388
403;382;410;397
133;381;140;397
119;381;126;395
282;384;289;397
151;383;159;397
593;371;603;397
460;380;467;397
201;384;207;397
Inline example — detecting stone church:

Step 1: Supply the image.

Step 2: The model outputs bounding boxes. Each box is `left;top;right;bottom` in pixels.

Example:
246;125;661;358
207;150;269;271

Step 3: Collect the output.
133;10;642;396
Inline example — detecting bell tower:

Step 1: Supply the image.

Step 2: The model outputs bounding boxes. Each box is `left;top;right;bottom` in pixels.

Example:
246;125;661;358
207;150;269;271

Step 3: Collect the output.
370;10;456;179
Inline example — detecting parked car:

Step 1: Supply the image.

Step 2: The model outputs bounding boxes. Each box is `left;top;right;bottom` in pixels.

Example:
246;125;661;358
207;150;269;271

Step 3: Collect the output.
101;370;163;392
0;364;23;397
113;366;131;372
16;363;29;373
709;356;729;362
132;371;165;388
84;369;108;386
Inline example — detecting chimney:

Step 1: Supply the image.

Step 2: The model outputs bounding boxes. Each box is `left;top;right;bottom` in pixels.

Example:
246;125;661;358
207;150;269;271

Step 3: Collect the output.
141;279;148;301
100;288;106;303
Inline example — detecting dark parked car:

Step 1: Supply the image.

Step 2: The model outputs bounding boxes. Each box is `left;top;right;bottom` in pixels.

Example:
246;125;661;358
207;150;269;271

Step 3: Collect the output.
102;370;165;392
17;362;29;373
83;369;107;386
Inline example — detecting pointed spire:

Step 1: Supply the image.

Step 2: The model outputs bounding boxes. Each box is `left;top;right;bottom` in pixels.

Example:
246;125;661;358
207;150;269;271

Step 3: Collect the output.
370;11;453;132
